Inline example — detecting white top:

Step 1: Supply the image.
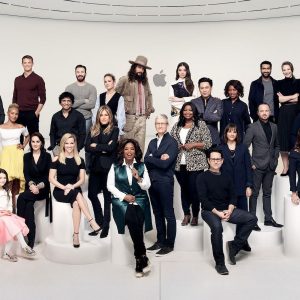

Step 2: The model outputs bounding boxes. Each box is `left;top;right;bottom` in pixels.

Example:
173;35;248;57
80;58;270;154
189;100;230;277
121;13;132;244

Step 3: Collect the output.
169;78;197;111
107;159;151;202
92;93;126;136
0;127;28;147
179;127;190;165
0;189;12;212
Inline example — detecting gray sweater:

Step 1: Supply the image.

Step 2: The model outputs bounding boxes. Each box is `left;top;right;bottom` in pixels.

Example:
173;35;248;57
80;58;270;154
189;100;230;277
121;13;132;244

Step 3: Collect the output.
65;82;97;119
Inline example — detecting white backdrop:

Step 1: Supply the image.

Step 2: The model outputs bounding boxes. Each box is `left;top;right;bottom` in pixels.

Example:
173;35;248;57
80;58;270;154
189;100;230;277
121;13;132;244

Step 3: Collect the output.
1;15;300;138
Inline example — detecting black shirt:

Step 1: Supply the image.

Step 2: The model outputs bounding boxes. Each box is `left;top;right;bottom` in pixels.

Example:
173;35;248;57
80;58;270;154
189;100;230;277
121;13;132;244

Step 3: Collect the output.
197;170;237;211
259;120;272;144
49;108;86;150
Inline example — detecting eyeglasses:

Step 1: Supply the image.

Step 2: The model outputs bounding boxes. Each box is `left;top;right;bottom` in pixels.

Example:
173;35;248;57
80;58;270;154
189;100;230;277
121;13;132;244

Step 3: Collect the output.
209;158;223;162
155;122;168;126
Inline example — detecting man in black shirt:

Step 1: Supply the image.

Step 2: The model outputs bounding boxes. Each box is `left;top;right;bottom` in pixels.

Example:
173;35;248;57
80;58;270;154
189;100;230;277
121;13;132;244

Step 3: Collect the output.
49;92;86;155
197;149;257;275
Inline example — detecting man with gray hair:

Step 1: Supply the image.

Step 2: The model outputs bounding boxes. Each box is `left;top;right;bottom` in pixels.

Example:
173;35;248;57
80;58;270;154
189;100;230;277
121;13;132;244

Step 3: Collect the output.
144;114;178;256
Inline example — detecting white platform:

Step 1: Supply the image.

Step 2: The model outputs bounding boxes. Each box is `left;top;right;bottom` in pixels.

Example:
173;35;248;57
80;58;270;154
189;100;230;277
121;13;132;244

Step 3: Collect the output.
275;175;290;225
34;200;52;243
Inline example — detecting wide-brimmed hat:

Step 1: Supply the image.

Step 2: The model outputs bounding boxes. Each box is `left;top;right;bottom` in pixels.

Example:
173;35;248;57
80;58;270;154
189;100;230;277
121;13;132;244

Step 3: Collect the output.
129;55;152;70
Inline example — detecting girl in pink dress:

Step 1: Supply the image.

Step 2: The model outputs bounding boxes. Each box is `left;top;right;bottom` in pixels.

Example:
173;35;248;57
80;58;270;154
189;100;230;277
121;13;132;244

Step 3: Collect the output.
0;168;36;262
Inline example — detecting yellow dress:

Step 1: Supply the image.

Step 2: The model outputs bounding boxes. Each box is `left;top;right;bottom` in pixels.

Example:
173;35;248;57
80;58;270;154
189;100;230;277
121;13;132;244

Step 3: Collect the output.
0;127;28;192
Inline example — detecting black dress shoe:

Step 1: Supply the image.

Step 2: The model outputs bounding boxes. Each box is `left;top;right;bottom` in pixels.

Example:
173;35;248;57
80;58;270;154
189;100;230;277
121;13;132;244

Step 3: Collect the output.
215;264;229;275
147;242;162;251
241;241;251;252
100;228;109;239
227;241;236;265
253;224;261;231
264;218;283;228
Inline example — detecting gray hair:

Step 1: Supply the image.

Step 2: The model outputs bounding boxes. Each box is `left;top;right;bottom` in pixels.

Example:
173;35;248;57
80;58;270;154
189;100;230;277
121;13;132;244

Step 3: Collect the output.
155;114;169;124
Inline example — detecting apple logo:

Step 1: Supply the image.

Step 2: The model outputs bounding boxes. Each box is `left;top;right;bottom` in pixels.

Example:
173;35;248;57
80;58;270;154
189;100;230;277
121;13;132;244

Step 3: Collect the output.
153;70;167;87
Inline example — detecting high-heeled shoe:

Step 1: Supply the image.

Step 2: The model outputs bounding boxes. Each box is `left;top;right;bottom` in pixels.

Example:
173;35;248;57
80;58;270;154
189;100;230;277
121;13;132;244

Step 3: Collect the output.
88;218;102;236
73;232;80;248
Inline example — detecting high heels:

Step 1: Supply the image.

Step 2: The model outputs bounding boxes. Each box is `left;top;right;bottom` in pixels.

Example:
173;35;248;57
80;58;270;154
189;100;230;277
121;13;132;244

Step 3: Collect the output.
88;218;102;236
73;232;80;248
181;215;191;226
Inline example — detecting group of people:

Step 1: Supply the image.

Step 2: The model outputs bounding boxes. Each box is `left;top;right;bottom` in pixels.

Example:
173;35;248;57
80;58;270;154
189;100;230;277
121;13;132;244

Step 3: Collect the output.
1;55;300;278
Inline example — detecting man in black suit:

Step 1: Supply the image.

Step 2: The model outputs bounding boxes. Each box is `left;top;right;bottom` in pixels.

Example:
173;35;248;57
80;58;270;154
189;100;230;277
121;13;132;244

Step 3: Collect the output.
244;103;283;230
144;114;178;256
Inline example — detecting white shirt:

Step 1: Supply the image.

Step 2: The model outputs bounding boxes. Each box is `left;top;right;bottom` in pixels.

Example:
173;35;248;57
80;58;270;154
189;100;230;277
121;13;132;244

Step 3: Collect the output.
179;127;190;165
0;127;28;147
0;189;12;212
107;159;151;202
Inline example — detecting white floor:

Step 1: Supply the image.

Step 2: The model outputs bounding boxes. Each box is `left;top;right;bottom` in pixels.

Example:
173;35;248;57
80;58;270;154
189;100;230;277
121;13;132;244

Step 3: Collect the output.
1;241;300;300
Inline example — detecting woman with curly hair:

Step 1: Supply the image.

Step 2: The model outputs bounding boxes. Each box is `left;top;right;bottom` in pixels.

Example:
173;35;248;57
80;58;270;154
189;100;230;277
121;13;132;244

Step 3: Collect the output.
220;80;251;142
107;138;152;277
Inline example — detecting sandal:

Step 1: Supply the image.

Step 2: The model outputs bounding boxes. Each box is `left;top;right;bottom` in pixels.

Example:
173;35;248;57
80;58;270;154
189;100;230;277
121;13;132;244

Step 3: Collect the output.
73;232;80;248
5;252;18;262
88;218;101;236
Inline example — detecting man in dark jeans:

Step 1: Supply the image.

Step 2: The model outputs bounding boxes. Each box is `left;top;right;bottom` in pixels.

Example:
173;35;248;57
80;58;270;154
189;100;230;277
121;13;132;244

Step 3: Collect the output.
197;149;257;275
144;114;178;256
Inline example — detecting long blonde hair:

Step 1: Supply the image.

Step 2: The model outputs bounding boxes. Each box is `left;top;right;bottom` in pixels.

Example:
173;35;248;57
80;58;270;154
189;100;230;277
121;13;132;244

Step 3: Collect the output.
58;133;81;165
90;105;114;137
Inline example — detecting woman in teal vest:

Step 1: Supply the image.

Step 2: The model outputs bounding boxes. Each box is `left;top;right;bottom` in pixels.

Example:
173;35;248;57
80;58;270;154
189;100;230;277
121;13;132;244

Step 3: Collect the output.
107;139;152;277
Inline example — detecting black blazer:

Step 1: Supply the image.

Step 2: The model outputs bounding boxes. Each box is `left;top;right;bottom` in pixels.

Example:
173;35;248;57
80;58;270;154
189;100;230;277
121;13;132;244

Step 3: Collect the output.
218;143;253;196
85;126;119;172
23;150;52;220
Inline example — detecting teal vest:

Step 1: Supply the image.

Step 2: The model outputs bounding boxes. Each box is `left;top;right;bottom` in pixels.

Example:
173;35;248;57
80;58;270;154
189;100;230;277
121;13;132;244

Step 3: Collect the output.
111;162;153;234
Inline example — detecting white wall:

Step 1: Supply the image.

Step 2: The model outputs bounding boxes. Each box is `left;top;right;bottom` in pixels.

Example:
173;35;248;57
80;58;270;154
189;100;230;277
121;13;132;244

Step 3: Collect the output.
1;15;300;137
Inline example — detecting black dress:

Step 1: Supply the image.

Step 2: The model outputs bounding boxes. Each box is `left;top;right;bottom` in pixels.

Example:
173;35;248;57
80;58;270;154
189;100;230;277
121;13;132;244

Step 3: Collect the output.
51;157;85;205
277;77;300;151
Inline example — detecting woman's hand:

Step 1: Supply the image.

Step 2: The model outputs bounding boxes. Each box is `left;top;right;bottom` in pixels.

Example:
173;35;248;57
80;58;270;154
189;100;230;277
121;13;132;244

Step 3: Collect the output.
131;167;141;182
0;210;12;216
65;184;74;190
124;194;135;203
30;185;39;195
90;143;97;148
17;144;24;150
184;143;195;151
246;187;252;198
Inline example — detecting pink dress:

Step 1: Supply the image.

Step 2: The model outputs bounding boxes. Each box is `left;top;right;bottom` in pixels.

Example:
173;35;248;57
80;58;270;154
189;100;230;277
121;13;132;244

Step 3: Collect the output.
0;189;29;245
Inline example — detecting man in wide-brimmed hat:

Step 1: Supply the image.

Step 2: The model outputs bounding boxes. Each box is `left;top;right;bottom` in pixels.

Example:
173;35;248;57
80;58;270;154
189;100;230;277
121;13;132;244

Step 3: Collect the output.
116;55;155;153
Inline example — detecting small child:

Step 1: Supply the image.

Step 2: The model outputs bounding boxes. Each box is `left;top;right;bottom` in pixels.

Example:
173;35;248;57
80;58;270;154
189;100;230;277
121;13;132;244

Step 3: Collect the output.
0;168;35;262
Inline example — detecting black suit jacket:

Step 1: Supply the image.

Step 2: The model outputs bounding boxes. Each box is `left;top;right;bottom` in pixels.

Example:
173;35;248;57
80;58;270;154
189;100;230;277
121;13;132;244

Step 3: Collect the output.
85;126;119;172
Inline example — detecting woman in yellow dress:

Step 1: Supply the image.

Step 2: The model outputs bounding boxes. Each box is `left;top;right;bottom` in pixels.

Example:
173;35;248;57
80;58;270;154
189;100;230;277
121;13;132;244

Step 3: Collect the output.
0;104;29;212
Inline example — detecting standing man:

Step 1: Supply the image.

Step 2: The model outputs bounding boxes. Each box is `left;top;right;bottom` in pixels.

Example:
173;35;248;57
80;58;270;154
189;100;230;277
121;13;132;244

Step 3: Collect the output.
116;55;155;153
144;114;178;256
65;65;97;170
198;149;257;275
248;61;279;123
49;92;86;156
12;55;46;134
0;96;4;124
244;103;283;230
192;77;223;147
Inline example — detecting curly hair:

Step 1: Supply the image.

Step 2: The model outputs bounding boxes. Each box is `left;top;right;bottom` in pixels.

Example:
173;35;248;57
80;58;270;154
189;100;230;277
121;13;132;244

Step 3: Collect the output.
175;62;194;96
117;139;143;165
177;102;200;128
127;64;148;84
224;80;244;98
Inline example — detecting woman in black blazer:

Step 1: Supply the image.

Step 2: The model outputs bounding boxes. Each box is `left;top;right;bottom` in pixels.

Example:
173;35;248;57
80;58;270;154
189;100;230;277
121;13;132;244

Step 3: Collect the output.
86;105;119;238
219;123;253;250
17;132;52;248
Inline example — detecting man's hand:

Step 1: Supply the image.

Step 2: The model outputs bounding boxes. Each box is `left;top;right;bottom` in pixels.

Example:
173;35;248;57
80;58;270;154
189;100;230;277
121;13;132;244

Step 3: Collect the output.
161;154;169;160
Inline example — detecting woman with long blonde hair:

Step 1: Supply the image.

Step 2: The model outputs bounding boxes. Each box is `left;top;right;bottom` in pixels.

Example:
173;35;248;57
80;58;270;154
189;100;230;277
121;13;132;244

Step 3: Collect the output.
0;103;29;213
86;105;119;238
49;133;101;247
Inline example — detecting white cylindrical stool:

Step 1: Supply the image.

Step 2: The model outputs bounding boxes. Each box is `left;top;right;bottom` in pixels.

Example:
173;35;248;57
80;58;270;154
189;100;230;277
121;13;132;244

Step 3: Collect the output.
203;221;236;260
175;220;203;251
275;175;290;225
34;200;52;243
283;194;300;257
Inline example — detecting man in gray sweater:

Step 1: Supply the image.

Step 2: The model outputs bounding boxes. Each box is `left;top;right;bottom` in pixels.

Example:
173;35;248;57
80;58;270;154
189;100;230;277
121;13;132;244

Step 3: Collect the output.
65;64;97;171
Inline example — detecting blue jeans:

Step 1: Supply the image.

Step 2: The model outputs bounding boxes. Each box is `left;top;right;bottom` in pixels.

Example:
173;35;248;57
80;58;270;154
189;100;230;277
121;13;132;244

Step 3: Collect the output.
149;180;176;248
202;209;257;265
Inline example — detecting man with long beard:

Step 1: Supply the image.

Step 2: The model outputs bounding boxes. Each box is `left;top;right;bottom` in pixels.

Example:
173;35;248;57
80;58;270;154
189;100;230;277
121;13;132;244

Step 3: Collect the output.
116;56;155;153
65;64;97;171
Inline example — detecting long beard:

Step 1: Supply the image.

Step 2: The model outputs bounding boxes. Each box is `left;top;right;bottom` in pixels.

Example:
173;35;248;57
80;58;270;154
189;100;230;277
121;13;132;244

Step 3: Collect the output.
134;73;145;82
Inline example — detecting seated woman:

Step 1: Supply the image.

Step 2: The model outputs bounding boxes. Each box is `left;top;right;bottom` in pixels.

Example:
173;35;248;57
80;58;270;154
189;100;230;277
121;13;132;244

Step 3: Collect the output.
49;133;101;248
107;139;152;278
289;128;300;205
17;132;52;248
86;105;119;238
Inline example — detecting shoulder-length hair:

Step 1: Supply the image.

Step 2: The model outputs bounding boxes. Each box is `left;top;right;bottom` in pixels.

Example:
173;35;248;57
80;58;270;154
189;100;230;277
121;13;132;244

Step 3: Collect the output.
117;139;143;165
224;80;244;98
29;132;45;152
91;105;114;137
127;63;148;84
58;133;81;165
0;168;10;192
223;123;241;144
177;102;200;128
175;62;194;96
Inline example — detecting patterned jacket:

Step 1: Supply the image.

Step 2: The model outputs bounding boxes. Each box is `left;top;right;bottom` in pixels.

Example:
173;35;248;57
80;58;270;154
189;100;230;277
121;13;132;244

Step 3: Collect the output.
170;120;212;171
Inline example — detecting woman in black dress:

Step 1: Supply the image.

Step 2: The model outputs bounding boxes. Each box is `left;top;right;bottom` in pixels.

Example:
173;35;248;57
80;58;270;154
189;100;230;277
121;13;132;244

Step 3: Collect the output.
49;133;101;248
86;105;119;238
277;61;300;175
17;132;52;248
